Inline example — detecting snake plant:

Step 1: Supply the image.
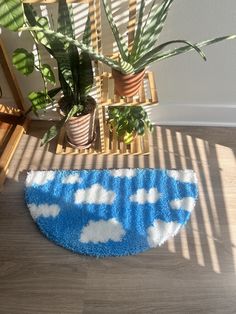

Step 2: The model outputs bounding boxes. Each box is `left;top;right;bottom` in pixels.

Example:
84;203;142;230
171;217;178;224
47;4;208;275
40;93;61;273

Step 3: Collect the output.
2;0;236;76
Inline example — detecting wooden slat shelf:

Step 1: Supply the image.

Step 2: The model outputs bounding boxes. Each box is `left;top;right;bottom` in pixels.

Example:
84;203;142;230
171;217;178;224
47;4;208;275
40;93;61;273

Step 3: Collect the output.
23;0;88;3
0;104;22;116
56;119;150;155
0;119;29;189
1;0;157;160
0;38;30;189
56;70;157;155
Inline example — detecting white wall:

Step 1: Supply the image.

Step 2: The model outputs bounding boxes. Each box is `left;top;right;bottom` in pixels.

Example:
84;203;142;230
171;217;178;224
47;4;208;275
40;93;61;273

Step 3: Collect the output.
1;0;236;126
149;0;236;126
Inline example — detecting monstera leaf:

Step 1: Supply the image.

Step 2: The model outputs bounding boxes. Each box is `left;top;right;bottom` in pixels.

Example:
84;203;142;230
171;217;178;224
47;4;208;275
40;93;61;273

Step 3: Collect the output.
0;0;24;31
12;48;35;76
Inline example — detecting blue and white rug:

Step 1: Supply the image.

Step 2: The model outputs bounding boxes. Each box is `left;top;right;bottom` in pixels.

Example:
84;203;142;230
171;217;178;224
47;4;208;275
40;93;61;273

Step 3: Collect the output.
25;169;198;257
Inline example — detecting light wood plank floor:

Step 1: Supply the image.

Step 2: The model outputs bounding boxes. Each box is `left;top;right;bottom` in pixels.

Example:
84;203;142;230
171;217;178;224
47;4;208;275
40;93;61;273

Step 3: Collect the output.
0;122;236;314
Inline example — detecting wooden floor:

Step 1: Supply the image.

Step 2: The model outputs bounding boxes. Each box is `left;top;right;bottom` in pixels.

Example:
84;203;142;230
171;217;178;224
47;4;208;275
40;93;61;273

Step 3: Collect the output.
0;121;236;314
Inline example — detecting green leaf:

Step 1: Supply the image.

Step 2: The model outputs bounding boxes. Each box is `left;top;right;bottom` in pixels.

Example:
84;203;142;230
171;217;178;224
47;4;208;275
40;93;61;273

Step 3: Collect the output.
28;91;48;110
41;64;56;84
135;34;236;71
129;0;145;60
0;0;24;31
41;124;60;146
19;26;123;71
101;0;129;61
58;0;74;39
135;39;207;70
83;14;92;46
48;87;62;98
137;0;174;57
124;132;134;144
24;4;52;50
78;52;94;95
35;17;51;48
12;48;35;76
66;104;80;120
119;59;134;74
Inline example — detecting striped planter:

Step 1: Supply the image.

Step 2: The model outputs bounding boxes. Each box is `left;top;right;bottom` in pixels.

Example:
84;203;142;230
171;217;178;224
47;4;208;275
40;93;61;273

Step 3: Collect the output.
62;97;96;149
112;68;145;97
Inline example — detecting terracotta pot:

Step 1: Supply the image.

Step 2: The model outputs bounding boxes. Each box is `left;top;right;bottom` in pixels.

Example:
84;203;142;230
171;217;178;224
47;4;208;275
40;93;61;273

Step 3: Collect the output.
112;68;145;97
60;96;96;149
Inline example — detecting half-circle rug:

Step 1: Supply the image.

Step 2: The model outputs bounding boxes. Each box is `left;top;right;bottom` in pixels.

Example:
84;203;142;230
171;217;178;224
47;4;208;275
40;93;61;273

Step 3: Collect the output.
25;169;198;257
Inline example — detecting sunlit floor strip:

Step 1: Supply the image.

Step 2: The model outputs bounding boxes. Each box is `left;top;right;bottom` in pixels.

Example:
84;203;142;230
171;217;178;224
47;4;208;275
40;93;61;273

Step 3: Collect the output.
187;134;221;274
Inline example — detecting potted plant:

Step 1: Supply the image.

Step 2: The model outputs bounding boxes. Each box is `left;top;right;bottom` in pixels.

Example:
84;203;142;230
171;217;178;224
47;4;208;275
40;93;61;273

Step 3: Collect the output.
7;0;235;98
108;106;153;144
0;0;96;147
1;0;236;145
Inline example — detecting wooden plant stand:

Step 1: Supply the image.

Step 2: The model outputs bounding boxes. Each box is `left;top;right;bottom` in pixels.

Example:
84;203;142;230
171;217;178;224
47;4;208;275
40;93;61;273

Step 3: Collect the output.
56;71;158;155
0;39;29;189
55;0;158;155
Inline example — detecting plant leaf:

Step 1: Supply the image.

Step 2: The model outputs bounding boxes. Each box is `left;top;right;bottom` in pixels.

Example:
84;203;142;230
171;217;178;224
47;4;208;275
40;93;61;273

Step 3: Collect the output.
24;4;52;50
78;52;94;95
101;0;129;61
40;121;61;146
137;0;174;58
28;91;48;110
35;17;51;48
12;48;35;76
58;0;74;39
48;87;62;98
134;39;207;70
129;0;145;61
41;64;56;84
19;26;122;71
66;104;80;120
135;34;236;71
124;132;134;144
24;3;74;95
0;0;24;31
83;14;92;46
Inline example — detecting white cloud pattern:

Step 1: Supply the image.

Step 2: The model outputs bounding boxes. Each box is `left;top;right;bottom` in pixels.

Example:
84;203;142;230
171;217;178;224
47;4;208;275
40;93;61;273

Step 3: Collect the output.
170;197;196;212
62;174;83;184
28;203;60;220
147;219;182;247
110;169;136;178
167;170;197;184
80;218;126;243
130;188;160;204
26;171;55;187
74;184;115;204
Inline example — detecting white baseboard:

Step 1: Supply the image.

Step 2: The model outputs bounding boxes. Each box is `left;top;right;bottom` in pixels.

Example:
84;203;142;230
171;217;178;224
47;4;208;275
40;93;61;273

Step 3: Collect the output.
147;103;236;127
2;98;236;127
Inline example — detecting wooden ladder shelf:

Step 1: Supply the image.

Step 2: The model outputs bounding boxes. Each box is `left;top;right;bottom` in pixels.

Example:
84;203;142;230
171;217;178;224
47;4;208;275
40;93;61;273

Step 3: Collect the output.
0;39;29;189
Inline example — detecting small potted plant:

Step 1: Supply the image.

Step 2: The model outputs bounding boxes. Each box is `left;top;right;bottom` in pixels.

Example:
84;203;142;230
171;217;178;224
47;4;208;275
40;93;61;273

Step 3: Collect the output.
1;0;96;147
108;106;153;144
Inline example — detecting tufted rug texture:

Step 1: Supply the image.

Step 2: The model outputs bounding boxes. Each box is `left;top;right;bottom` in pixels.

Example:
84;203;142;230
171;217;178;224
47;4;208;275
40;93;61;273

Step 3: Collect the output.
25;169;198;257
